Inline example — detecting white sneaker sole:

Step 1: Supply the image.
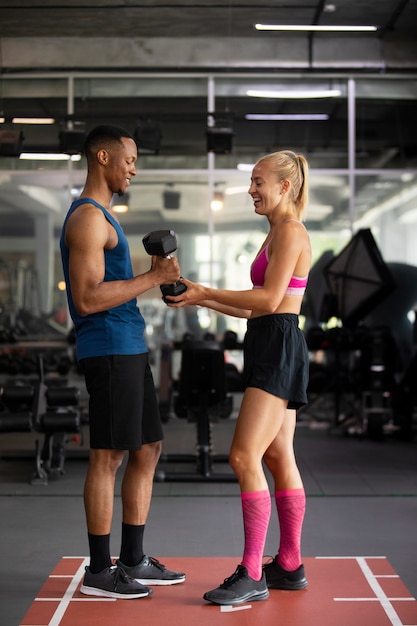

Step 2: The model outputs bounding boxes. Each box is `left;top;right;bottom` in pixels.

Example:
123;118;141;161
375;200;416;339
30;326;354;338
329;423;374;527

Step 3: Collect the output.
80;584;152;599
134;575;186;586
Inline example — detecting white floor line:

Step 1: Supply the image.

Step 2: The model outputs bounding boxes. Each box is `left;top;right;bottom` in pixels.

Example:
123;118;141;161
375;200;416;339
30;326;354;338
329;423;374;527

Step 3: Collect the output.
45;557;88;626
315;555;387;560
316;555;415;626
221;604;252;612
355;557;406;626
334;598;415;602
28;556;417;626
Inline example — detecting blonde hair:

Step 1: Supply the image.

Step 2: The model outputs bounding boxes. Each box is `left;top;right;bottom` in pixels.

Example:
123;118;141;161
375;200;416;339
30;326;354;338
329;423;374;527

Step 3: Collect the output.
255;150;309;220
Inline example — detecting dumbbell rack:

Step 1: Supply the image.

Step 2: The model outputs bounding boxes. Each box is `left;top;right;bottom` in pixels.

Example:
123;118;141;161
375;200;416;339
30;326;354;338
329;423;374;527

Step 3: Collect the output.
0;355;82;485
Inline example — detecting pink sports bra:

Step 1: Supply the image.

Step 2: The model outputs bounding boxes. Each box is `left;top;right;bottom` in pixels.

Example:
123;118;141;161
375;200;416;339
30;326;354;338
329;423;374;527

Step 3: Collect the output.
250;243;308;296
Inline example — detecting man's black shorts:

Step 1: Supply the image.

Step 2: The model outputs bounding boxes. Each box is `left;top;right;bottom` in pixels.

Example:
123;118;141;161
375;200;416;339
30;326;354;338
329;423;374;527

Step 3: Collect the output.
243;313;309;409
80;353;164;450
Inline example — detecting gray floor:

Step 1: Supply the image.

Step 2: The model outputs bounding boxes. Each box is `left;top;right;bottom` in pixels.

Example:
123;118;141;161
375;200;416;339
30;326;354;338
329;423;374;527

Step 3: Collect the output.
1;403;417;625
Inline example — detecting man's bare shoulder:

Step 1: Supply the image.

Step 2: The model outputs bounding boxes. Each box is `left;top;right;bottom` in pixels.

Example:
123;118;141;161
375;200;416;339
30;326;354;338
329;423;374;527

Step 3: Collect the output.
67;200;106;226
65;201;108;246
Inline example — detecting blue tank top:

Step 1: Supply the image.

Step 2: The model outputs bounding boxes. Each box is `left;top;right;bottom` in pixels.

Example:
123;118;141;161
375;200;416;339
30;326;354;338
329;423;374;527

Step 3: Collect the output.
60;198;147;360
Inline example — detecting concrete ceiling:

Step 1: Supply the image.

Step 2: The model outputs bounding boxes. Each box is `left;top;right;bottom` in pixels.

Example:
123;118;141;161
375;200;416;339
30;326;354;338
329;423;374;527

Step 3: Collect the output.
1;0;417;40
0;0;417;236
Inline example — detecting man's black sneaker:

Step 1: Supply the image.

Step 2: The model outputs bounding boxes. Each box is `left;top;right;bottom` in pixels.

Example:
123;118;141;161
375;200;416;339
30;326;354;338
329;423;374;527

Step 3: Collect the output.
203;564;269;605
117;556;186;586
80;564;152;599
263;556;308;590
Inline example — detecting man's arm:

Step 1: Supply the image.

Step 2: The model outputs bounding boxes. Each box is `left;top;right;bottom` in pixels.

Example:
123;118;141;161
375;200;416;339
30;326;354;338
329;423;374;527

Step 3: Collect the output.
65;204;180;316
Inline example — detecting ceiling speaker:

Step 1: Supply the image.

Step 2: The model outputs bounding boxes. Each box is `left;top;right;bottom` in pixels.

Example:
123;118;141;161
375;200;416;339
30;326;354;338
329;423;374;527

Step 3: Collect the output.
0;130;23;157
59;129;86;154
206;126;234;154
163;190;180;210
134;122;162;154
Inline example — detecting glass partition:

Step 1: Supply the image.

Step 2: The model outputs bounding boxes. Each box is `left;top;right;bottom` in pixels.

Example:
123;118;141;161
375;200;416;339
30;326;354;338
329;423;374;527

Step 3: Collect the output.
0;72;416;347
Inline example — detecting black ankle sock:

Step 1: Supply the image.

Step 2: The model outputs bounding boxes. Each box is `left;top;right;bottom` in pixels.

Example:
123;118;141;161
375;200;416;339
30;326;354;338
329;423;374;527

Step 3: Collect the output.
119;523;145;567
88;533;112;574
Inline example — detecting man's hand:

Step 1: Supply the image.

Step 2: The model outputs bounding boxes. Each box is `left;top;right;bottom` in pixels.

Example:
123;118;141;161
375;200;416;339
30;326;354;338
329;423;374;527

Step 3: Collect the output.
150;255;181;286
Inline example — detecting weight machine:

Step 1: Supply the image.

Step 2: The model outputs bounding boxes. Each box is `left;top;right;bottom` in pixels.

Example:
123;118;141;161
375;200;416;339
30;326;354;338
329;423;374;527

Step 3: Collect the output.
156;339;236;482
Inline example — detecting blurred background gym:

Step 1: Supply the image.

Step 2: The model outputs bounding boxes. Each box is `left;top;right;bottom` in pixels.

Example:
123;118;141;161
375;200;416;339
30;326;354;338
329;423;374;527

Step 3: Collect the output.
0;1;417;623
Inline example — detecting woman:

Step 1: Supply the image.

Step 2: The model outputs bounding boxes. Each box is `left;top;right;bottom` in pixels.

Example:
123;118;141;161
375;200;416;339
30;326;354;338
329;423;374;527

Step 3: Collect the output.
167;150;311;605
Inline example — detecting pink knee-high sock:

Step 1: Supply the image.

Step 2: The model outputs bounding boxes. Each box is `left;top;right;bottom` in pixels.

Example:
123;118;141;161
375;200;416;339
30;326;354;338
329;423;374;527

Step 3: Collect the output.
275;488;306;572
241;490;271;581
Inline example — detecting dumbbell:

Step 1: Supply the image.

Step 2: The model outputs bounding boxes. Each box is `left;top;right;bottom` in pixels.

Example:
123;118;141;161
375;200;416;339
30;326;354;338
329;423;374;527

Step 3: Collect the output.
142;229;187;303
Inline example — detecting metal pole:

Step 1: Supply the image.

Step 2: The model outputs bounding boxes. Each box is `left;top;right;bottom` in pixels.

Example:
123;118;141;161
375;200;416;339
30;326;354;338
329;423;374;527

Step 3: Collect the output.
65;75;75;329
207;75;215;288
348;77;356;233
66;74;75;191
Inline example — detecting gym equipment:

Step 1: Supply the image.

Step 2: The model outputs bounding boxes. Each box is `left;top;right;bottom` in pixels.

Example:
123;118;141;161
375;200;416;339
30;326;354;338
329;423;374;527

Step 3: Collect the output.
158;339;173;422
142;229;187;303
324;228;396;329
0;356;81;484
303;229;399;440
156;339;236;482
33;385;81;482
0;384;42;433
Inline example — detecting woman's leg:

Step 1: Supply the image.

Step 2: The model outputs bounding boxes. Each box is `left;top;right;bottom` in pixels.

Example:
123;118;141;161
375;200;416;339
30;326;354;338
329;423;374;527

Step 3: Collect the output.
203;387;287;605
230;387;288;491
263;410;308;588
263;407;302;491
229;388;288;581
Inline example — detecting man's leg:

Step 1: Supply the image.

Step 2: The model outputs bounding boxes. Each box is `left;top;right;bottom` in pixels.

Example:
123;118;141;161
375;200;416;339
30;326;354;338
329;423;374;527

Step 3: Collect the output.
117;442;186;585
80;448;153;599
119;442;161;565
121;442;161;526
80;355;154;598
84;448;125;572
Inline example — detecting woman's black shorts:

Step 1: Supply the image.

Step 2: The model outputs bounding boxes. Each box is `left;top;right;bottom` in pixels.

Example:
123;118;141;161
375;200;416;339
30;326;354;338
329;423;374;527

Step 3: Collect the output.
243;313;309;409
80;353;163;450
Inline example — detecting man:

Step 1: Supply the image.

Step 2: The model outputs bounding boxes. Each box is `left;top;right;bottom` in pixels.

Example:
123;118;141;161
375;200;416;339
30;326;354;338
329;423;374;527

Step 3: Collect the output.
60;124;185;599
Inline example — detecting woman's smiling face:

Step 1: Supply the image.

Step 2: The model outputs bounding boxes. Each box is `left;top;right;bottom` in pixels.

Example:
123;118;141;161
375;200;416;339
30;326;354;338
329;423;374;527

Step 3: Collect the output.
248;161;284;216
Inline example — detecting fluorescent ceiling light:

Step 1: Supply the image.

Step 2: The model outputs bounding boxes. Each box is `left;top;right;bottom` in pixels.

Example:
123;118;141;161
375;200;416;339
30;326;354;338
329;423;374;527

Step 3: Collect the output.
254;24;377;32
225;186;249;195
12;117;55;124
237;163;254;171
245;113;329;120
307;204;333;220
19;153;81;161
399;208;417;224
71;186;83;198
247;89;341;99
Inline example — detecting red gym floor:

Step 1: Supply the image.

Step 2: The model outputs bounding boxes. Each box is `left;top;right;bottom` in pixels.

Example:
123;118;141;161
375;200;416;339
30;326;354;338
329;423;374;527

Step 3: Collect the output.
21;556;416;626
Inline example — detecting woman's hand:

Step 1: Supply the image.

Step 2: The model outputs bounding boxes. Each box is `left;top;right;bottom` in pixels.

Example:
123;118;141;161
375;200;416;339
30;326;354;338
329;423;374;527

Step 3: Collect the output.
164;278;208;307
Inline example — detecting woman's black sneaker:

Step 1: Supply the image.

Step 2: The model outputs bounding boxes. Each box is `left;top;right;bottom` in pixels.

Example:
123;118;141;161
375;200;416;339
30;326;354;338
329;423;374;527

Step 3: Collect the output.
203;564;269;605
263;556;308;590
